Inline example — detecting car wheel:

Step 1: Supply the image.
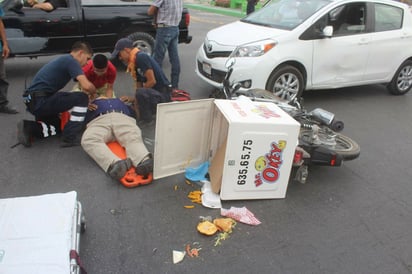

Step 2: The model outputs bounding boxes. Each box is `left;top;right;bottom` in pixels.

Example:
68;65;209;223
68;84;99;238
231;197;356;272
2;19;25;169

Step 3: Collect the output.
387;60;412;95
266;65;304;102
127;32;155;55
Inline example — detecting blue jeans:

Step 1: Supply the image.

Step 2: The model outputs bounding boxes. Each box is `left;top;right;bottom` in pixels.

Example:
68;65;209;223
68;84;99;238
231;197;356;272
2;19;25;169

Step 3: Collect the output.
153;26;180;88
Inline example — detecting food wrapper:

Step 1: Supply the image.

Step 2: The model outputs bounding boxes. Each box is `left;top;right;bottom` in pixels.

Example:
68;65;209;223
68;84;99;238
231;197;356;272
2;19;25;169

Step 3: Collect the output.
220;206;261;226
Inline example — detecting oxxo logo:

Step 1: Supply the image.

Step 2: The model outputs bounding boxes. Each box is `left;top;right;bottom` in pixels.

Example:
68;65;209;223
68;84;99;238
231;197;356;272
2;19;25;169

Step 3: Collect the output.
254;140;286;187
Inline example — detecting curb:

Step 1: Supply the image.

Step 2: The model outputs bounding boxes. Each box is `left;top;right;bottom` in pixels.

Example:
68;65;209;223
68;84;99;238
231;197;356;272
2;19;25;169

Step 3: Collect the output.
184;3;246;18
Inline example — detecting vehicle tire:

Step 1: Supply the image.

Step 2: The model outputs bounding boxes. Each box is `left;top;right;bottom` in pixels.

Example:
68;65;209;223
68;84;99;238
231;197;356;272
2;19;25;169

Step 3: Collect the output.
266;65;304;102
387;60;412;95
127;32;155;55
333;133;360;160
300;128;360;161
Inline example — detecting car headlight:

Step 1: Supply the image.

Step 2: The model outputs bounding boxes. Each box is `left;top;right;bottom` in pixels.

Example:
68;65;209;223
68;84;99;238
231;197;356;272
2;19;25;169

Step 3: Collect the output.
232;40;277;57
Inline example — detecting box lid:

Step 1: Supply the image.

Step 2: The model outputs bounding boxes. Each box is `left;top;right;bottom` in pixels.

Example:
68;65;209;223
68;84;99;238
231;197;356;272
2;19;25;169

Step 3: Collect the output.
153;99;215;179
214;96;299;125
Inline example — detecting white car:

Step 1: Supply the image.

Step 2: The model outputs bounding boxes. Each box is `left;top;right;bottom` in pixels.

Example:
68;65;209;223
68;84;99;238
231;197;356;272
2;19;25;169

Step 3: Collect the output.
196;0;412;100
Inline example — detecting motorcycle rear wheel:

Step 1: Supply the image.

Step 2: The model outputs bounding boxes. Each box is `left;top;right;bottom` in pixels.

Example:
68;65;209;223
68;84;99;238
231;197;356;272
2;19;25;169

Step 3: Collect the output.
303;129;360;161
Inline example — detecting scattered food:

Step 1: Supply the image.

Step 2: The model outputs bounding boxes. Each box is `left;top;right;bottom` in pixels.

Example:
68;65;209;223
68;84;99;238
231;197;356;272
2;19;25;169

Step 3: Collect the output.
185;243;202;258
184;205;195;209
214;231;230;246
197;220;218;236
213;218;236;233
187;190;202;204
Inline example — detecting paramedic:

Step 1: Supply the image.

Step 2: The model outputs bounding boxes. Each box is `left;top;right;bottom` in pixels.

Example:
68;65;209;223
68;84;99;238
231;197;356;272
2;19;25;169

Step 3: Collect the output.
80;54;116;98
111;38;171;127
17;41;96;148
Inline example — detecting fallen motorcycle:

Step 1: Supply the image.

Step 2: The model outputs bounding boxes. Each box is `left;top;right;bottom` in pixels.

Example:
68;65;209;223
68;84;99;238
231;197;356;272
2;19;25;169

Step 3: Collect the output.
211;58;360;184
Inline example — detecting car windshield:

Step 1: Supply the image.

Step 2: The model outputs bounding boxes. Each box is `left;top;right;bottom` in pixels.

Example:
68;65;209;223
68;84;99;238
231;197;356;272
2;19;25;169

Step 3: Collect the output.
242;0;331;30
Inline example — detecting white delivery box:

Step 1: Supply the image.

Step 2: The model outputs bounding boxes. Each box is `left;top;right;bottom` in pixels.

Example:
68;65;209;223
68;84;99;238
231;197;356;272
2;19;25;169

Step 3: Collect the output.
153;97;300;200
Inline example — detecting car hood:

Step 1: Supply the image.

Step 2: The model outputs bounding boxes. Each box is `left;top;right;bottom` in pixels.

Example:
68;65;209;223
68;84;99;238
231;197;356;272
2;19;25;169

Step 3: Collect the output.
206;21;288;47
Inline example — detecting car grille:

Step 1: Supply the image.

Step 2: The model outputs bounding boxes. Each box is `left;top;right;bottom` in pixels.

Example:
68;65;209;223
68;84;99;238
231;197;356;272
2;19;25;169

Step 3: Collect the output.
203;44;232;59
197;60;226;84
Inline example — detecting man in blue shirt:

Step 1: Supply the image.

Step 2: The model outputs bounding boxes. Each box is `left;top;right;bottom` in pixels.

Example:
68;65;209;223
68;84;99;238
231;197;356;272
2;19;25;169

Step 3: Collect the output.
111;38;171;127
81;97;153;180
0;7;18;114
18;41;96;147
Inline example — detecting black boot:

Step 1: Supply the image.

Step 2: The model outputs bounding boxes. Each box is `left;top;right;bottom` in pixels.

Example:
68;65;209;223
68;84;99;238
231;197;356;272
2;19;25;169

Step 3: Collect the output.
107;158;132;180
135;154;153;177
17;120;35;147
0;105;18;114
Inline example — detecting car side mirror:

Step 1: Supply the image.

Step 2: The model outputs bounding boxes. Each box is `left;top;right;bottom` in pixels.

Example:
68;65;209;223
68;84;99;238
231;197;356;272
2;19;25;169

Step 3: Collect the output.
322;26;333;37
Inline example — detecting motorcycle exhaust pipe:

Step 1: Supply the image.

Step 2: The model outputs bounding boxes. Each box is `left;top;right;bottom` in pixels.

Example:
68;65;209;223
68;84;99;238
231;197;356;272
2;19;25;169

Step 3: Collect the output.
309;108;344;132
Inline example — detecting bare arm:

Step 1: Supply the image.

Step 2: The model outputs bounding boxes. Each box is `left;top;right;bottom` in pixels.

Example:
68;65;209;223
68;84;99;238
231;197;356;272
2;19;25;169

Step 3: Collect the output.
32;2;55;11
0;20;9;59
76;75;97;95
143;69;156;88
120;95;134;103
147;5;158;16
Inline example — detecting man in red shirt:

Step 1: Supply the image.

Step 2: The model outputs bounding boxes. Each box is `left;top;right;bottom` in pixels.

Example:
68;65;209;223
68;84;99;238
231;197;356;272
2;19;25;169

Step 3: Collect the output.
82;54;116;98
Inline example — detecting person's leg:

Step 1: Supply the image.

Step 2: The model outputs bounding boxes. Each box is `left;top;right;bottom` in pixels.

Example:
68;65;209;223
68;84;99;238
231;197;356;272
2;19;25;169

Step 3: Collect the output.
167;27;180;88
153;28;168;67
17;106;62;147
81;115;122;172
35;92;89;143
17;119;54;147
112;113;150;165
0;79;8;107
0;56;18;114
135;88;162;122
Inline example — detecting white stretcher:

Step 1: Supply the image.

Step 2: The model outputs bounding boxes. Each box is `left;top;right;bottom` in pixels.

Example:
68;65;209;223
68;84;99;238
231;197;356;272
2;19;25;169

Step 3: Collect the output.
0;191;85;274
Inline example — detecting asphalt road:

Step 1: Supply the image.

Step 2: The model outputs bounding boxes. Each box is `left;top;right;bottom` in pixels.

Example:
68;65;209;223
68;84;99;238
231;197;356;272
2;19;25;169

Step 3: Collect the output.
1;9;412;274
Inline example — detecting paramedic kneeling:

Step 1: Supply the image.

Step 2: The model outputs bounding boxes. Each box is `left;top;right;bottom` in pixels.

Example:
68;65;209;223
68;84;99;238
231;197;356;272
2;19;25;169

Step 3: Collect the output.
18;41;96;148
81;97;153;180
111;38;171;127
